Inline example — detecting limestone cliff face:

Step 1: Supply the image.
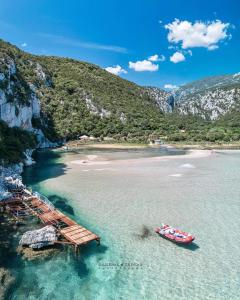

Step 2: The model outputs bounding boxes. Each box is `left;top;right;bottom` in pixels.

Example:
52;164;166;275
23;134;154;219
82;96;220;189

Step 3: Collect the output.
0;58;40;129
1;39;239;150
174;87;240;120
144;87;171;113
171;73;240;120
146;74;240;120
0;57;56;148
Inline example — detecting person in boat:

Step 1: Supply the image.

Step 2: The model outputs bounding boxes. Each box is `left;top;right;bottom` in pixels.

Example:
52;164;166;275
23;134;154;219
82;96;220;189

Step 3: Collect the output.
175;233;185;238
160;228;165;235
161;228;175;235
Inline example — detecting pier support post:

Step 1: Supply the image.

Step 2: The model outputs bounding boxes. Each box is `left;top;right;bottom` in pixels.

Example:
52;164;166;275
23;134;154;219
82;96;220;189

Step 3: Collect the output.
74;245;80;254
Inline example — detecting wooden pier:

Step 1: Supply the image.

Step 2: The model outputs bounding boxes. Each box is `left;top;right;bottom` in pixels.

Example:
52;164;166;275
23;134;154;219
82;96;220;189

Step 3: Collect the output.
1;189;100;251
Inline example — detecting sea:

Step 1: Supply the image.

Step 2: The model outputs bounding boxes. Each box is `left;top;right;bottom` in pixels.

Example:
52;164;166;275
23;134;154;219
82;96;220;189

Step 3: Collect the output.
5;147;240;300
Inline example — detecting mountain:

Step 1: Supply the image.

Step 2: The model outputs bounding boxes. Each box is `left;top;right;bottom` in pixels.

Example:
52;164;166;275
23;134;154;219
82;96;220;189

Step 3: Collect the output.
0;39;168;163
171;74;240;120
0;39;166;142
35;56;167;141
145;74;240;120
144;87;171;113
0;39;240;164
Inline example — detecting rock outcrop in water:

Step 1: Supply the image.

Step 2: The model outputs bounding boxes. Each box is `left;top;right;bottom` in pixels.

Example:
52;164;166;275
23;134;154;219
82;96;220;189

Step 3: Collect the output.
19;225;57;249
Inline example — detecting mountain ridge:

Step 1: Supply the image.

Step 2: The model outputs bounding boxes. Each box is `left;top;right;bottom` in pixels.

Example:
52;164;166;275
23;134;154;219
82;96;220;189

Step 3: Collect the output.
171;73;240;120
0;38;240;163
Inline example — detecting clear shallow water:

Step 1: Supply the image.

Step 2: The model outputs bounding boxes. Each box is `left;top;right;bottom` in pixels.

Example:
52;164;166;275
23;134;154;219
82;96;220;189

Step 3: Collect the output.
11;149;240;299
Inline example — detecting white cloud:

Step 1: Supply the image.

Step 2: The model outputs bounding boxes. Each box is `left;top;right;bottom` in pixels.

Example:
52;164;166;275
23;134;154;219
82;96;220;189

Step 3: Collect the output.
129;60;159;72
170;52;185;63
128;54;165;72
21;42;27;47
148;54;158;61
164;84;178;90
148;54;165;62
105;65;127;76
208;45;218;51
165;19;230;50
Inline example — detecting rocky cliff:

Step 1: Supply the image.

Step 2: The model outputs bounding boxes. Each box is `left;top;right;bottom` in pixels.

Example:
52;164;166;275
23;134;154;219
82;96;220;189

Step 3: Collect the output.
0;42;58;149
0;58;40;129
0;38;239;164
144;87;171;112
0;39;167;146
170;74;240;120
146;73;240;121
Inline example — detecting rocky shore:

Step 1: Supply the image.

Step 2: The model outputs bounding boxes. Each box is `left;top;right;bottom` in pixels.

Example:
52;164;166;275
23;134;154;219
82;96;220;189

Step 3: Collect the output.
0;161;61;299
0;164;24;201
0;207;62;298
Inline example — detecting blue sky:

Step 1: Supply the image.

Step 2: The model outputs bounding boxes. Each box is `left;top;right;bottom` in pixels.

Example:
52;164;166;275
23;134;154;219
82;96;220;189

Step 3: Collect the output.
0;0;239;89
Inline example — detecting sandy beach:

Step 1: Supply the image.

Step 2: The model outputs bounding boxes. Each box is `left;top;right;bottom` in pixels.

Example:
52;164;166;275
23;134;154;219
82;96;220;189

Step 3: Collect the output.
68;149;213;167
64;142;149;150
64;141;240;151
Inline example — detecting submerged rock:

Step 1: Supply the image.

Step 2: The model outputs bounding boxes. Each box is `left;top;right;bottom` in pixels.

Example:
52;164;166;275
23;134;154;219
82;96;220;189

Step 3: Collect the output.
19;225;57;248
17;245;60;261
135;225;153;240
23;149;36;166
0;268;15;300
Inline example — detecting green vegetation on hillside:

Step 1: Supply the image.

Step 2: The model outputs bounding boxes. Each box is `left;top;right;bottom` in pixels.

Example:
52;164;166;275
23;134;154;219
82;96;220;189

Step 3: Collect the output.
165;113;240;143
0;39;239;151
0;121;37;164
35;56;167;141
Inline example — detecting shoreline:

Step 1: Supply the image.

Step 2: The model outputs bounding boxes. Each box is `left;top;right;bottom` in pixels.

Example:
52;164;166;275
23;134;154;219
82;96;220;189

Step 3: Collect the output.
61;141;240;151
69;149;213;167
63;142;149;150
168;143;240;150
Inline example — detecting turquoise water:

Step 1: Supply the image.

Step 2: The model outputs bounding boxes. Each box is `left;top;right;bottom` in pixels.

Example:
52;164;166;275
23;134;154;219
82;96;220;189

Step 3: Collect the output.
10;149;240;299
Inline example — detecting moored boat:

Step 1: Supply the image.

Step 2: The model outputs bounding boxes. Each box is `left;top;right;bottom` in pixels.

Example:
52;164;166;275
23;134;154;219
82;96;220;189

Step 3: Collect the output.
155;224;195;244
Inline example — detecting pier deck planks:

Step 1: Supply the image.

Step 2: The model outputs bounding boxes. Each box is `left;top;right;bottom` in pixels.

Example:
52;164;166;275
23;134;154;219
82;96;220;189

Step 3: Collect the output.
60;225;99;245
2;192;100;248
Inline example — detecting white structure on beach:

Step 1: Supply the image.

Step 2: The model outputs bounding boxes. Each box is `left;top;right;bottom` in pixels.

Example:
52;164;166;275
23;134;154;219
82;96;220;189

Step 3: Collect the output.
79;135;89;141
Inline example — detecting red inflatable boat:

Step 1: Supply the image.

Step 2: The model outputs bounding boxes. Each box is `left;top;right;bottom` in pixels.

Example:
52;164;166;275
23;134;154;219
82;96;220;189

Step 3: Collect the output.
155;224;195;244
